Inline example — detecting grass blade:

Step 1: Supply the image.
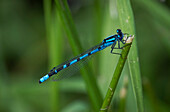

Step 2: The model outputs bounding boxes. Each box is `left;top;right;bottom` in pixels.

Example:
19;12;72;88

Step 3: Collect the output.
117;0;144;112
43;0;62;111
54;0;103;111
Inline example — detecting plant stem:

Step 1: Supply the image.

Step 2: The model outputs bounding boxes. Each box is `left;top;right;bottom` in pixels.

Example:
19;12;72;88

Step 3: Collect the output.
100;37;134;111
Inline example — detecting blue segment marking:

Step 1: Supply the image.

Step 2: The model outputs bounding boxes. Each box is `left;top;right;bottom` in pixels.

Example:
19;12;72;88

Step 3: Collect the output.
104;41;115;47
91;48;99;54
63;64;67;68
39;74;49;83
39;29;126;83
55;70;57;73
80;53;88;60
70;59;77;65
106;37;115;43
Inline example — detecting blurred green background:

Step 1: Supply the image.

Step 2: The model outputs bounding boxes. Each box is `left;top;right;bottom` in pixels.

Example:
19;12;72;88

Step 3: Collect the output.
0;0;170;112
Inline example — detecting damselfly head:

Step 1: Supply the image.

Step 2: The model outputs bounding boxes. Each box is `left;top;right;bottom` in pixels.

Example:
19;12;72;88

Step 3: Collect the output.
116;29;123;40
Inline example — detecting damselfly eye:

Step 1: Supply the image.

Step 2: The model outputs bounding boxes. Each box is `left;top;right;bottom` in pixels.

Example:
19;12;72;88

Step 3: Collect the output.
116;29;121;33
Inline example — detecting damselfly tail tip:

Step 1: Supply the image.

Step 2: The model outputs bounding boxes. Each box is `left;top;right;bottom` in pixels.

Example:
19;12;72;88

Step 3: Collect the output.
39;74;49;84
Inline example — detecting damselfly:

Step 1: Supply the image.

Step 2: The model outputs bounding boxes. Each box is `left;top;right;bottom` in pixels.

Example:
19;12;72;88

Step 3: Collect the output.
39;29;128;83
